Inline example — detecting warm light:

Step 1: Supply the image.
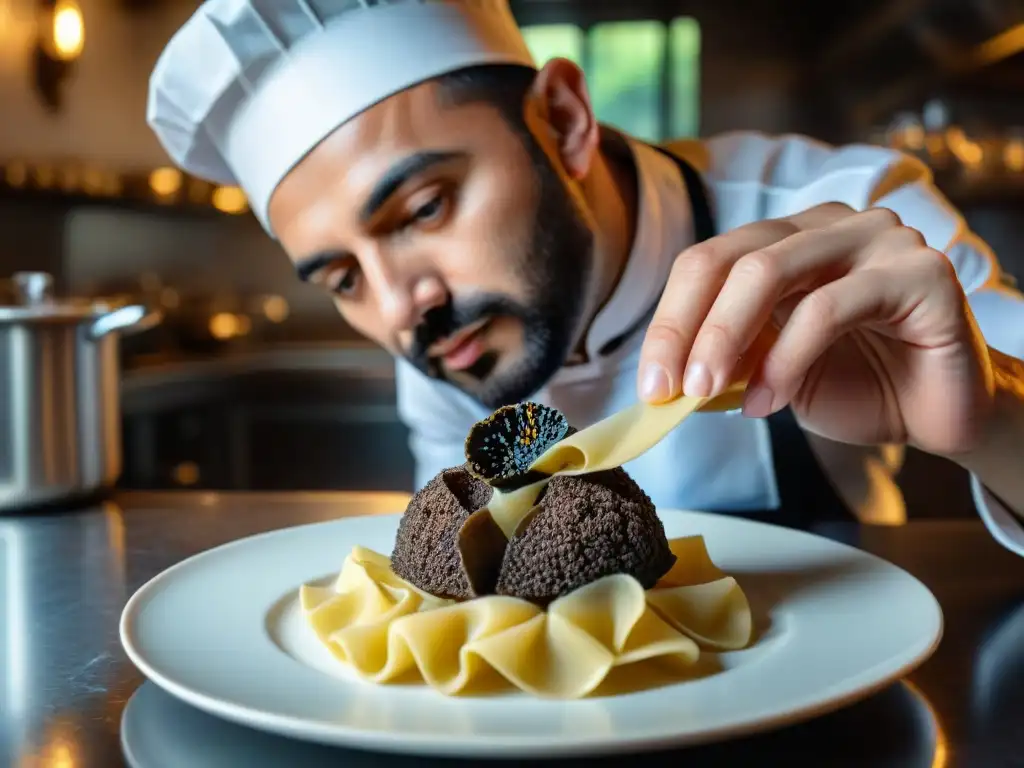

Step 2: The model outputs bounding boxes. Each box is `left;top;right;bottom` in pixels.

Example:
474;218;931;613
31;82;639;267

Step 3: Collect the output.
1004;140;1024;172
33;164;55;187
58;165;79;191
902;680;949;768
209;312;241;340
37;725;80;768
149;167;182;197
902;124;924;150
212;186;248;214
889;116;925;151
208;312;253;339
50;0;84;62
81;167;104;194
49;742;75;768
103;502;126;556
958;142;983;168
173;461;200;486
262;295;290;323
945;127;983;168
925;134;946;159
973;23;1024;68
160;287;181;309
4;162;27;187
107;174;122;195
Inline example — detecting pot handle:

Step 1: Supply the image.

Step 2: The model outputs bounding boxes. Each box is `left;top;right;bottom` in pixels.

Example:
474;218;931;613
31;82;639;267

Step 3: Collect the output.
89;305;163;340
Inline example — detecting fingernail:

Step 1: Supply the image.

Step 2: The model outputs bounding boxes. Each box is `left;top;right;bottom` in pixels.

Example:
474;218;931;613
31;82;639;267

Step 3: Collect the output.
683;361;712;398
742;385;775;418
640;363;673;402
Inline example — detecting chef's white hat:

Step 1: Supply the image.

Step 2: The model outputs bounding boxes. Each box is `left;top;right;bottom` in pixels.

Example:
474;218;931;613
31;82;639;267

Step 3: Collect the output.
147;0;537;235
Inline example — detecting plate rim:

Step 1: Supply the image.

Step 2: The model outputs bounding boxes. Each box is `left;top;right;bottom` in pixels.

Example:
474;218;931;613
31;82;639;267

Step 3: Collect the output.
119;510;945;758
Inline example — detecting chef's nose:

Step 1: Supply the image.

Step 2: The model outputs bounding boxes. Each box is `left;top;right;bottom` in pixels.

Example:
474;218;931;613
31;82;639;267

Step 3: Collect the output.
370;257;447;332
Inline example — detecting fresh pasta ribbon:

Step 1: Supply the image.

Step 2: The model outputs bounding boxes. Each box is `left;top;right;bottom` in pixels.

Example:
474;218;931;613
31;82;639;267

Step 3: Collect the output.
530;326;778;478
301;536;753;699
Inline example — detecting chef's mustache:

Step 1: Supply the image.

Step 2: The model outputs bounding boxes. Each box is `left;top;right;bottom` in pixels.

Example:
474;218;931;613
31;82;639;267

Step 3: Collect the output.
407;294;532;368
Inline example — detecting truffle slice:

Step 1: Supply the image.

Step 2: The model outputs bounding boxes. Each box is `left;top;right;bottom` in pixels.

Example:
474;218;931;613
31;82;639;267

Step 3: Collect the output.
464;402;570;491
391;467;492;600
495;468;676;604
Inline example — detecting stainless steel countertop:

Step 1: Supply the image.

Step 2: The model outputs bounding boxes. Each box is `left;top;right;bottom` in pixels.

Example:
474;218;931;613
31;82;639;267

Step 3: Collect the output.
4;491;1024;767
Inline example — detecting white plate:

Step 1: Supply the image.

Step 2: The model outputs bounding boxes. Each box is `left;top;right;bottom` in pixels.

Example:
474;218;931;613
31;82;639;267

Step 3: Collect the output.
120;511;943;758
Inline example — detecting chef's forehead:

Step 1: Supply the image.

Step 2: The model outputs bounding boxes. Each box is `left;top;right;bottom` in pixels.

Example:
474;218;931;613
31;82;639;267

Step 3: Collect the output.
267;71;536;236
323;65;539;156
332;74;498;154
271;81;464;200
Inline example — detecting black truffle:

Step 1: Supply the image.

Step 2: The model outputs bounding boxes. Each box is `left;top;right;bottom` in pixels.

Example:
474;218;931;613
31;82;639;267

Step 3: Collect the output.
391;465;675;606
495;469;675;603
391;402;675;606
390;467;492;600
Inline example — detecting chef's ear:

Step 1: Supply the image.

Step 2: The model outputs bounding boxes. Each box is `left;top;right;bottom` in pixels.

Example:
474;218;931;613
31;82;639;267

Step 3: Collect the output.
525;58;599;180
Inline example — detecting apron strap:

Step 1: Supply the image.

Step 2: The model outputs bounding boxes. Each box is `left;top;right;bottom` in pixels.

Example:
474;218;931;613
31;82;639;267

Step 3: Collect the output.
649;144;851;528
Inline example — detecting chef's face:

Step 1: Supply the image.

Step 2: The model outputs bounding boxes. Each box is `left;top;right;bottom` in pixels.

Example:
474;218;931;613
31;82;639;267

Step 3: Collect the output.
268;60;599;408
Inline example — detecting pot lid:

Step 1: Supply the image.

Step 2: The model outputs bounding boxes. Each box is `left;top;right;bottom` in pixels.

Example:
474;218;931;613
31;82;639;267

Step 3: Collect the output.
0;272;113;323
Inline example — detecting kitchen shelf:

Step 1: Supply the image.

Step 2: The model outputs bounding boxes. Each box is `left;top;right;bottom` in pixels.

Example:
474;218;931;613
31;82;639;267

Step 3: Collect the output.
118;347;415;494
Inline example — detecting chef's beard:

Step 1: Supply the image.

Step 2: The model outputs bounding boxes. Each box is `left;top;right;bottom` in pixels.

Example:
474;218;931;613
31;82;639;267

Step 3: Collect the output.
404;149;594;408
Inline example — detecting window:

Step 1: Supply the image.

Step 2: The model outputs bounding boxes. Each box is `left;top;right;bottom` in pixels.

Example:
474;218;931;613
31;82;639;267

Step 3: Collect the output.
520;17;701;142
669;18;701;139
518;23;584;68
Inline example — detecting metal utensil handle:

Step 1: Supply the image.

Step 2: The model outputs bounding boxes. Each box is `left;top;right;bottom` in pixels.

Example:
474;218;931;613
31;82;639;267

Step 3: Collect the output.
89;305;163;340
12;272;53;305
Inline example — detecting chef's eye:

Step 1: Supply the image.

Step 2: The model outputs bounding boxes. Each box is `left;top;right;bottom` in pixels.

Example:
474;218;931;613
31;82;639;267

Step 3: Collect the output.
327;267;360;297
404;192;448;230
415;195;443;221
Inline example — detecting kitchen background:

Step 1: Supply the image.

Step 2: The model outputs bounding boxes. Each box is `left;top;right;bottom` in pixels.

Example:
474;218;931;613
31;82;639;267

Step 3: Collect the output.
1;0;1022;511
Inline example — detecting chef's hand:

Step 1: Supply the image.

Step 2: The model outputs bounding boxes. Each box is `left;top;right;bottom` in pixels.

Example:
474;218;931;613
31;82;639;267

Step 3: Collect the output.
637;202;997;457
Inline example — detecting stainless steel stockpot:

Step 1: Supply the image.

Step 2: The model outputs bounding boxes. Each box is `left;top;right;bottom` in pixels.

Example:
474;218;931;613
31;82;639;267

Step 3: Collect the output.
0;272;160;511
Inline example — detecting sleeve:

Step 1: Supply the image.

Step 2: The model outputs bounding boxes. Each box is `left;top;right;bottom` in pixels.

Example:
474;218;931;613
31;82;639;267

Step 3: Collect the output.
868;154;1024;556
394;358;483;491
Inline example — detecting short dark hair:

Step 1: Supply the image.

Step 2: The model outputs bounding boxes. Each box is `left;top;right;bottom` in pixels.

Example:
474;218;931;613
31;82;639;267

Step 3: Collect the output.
433;64;539;133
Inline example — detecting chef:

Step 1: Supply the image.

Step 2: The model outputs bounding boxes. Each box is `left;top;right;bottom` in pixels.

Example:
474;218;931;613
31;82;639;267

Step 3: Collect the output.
149;0;1024;553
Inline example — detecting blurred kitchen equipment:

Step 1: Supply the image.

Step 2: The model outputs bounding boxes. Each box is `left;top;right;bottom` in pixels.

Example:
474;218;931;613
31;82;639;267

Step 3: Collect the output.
0;272;162;511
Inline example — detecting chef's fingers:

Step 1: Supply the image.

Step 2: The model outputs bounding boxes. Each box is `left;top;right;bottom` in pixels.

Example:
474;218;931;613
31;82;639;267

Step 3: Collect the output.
638;219;799;403
681;210;905;397
636;204;911;403
740;267;918;417
782;200;862;230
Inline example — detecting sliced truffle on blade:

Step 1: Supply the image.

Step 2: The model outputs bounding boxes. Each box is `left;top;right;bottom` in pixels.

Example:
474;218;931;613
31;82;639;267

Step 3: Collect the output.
494;468;676;604
391;467;492;600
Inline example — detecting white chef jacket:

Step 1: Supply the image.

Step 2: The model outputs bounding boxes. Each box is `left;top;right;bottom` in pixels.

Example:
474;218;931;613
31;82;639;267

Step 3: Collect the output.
394;128;1024;556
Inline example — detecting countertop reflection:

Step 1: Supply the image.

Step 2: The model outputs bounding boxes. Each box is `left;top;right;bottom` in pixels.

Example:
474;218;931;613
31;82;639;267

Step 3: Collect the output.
2;492;1024;767
121;678;941;768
